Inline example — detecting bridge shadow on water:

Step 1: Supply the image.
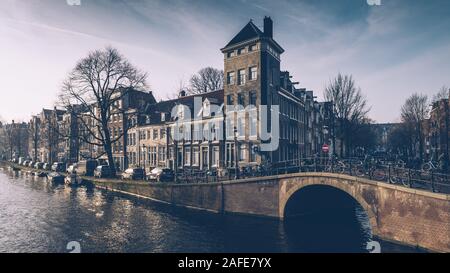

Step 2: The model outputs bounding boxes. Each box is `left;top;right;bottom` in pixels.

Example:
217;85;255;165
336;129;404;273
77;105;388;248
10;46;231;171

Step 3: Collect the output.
283;185;372;253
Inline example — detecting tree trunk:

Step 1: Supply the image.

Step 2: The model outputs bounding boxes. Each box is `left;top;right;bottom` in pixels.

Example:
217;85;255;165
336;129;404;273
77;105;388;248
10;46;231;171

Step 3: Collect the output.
101;119;116;176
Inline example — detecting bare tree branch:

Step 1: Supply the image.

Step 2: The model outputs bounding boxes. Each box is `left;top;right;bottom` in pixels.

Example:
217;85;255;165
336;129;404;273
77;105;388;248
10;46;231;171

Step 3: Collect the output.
57;47;147;175
189;67;223;94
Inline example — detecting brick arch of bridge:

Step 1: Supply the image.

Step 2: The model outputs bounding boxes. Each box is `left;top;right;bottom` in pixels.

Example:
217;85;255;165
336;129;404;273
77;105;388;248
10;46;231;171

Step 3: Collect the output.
278;175;379;234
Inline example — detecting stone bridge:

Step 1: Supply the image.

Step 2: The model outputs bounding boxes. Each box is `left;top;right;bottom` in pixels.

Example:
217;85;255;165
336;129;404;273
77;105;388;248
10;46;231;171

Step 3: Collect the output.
93;172;450;252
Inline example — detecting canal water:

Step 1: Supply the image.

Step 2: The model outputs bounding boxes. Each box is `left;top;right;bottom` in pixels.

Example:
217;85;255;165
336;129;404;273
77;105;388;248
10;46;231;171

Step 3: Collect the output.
0;169;422;253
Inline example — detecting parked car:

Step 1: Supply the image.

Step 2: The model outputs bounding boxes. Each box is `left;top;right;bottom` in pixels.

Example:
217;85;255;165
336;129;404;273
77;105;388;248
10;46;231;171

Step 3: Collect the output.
23;160;30;166
66;164;77;174
148;168;174;182
42;163;51;171
28;161;35;168
18;157;25;165
47;172;65;184
34;162;44;169
76;160;98;176
121;168;145;180
94;165;111;178
51;162;66;172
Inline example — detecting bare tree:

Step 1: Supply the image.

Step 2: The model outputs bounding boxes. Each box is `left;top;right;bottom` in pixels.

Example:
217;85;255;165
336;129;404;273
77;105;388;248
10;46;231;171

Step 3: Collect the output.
2;122;27;160
189;67;224;94
387;123;415;157
58;47;147;176
324;73;371;157
400;93;429;160
4;125;15;160
0;119;6;160
29;117;40;162
432;85;449;103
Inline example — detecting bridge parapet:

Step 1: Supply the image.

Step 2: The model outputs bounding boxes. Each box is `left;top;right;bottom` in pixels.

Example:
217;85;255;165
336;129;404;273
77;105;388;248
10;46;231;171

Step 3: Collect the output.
91;172;450;252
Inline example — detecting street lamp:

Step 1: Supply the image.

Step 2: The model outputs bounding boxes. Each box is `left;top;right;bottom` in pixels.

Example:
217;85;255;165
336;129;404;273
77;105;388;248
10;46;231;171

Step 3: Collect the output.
142;143;147;180
234;126;239;180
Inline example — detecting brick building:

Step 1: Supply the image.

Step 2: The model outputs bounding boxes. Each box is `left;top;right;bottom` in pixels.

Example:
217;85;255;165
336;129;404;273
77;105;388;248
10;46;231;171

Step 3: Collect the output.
124;17;330;176
423;95;450;171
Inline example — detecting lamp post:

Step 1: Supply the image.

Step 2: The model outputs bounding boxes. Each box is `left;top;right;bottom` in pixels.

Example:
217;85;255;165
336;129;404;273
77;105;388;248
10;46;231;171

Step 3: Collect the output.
234;126;239;180
142;143;146;180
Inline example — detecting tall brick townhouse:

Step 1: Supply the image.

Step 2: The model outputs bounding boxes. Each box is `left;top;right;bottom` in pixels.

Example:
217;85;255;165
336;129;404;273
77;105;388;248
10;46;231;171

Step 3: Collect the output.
221;17;321;166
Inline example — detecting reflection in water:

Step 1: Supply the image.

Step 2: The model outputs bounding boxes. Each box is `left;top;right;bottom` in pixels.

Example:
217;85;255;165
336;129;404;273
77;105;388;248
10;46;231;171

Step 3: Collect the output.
0;169;421;253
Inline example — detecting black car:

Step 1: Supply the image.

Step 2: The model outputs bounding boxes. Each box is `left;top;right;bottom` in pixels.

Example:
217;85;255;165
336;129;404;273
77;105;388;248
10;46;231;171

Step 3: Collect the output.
94;165;111;178
51;162;66;172
148;168;174;182
121;168;145;180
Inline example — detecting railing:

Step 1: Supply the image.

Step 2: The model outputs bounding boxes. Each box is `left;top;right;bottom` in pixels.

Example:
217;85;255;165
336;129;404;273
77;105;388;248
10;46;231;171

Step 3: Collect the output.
174;157;450;194
5;158;448;194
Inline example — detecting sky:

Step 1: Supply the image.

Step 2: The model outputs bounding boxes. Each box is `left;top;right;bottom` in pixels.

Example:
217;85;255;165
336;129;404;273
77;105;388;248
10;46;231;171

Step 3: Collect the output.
0;0;449;123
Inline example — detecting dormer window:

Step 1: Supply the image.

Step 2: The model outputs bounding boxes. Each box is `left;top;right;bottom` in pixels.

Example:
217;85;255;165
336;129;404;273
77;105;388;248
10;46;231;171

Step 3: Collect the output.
227;51;235;58
161;112;166;122
249;44;257;52
177;105;185;120
145;115;151;124
237;47;246;55
203;100;211;117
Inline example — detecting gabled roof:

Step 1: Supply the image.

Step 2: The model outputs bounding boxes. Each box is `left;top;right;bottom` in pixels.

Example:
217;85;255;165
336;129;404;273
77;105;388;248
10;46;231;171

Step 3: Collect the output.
140;89;224;126
224;20;263;48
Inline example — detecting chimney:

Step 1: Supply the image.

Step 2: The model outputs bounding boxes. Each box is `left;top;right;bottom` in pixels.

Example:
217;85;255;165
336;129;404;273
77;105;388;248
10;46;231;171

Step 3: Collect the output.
264;16;273;38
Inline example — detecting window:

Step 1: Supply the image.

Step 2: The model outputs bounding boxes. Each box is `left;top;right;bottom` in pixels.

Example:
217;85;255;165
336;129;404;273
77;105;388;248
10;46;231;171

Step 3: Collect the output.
211;123;218;141
227;71;235;85
212;146;220;167
249;44;257;52
238;93;245;107
185;147;191;166
153;129;158;140
227;94;234;106
226;143;235;167
238;69;246;85
249;112;257;137
203;100;210;117
239;144;246;161
237;47;246;55
201;147;208;169
192;147;199;166
159;147;166;162
227;51;235;58
226;117;234;140
150;147;157;166
160;128;166;139
237;114;245;138
249;91;257;106
249;66;257;81
177;105;185;120
161;113;166;122
250;145;257;162
177;148;183;167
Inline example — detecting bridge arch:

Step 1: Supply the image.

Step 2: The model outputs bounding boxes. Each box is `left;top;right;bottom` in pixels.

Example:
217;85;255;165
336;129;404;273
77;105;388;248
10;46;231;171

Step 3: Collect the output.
279;175;378;233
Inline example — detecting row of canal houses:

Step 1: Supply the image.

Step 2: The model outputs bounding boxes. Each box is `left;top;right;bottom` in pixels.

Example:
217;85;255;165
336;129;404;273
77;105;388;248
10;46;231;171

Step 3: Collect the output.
7;17;334;174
